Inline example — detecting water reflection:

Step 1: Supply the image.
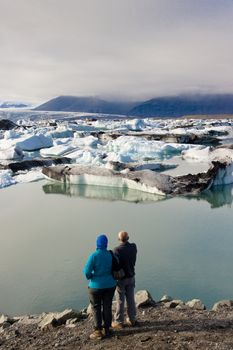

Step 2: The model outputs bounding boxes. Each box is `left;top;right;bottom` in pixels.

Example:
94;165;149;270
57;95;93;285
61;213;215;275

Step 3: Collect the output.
1;181;233;315
42;182;165;203
43;181;233;208
185;184;233;209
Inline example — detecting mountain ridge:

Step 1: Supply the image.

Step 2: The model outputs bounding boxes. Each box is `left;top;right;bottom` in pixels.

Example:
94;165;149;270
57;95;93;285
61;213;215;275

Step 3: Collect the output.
35;94;233;117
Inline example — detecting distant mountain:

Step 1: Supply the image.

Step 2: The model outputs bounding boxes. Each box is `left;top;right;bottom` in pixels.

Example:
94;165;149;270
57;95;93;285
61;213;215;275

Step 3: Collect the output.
35;94;233;117
0;101;29;109
35;96;138;115
129;94;233;117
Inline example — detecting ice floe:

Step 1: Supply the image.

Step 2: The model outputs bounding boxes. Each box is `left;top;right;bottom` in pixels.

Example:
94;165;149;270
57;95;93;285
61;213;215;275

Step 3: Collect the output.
0;112;233;195
104;136;197;162
0;170;16;188
40;144;76;157
16;134;53;151
14;170;44;183
0;145;23;160
182;147;210;162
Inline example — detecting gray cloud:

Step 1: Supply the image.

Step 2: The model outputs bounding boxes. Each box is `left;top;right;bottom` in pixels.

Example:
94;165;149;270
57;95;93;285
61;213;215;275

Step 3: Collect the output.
0;0;233;103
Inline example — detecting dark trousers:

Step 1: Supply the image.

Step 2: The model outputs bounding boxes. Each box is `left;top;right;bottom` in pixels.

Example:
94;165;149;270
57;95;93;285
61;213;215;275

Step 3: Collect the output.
88;287;116;330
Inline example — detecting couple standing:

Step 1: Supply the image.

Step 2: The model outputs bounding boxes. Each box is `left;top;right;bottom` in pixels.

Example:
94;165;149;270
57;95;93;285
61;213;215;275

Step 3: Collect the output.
83;231;137;340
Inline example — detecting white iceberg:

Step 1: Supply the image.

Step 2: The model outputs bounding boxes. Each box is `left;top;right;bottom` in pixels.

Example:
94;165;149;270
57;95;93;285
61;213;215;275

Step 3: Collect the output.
105;136;196;162
0;145;23;160
48;126;74;139
0;170;16;188
40;144;76;158
182;147;210;162
4;129;21;140
66;149;104;166
14;170;44;183
73;134;99;148
16;134;53;151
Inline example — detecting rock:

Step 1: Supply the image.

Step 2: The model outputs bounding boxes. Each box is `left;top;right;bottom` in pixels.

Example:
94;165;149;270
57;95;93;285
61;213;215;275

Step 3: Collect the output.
86;303;92;316
186;299;206;310
164;300;184;308
212;300;233;311
39;309;81;330
6;157;72;173
39;313;58;331
0;314;14;325
55;309;81;324
176;304;189;310
135;290;155;308
160;295;173;303
0;322;11;332
65;318;78;328
66;318;78;325
17;315;42;325
0;119;17;130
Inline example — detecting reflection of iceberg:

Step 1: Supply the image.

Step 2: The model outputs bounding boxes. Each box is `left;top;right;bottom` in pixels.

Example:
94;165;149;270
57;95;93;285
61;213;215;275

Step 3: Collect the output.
42;182;165;203
185;184;233;208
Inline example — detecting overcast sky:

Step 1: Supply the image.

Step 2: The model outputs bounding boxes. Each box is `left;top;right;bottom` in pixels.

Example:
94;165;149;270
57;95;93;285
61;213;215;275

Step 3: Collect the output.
1;0;233;103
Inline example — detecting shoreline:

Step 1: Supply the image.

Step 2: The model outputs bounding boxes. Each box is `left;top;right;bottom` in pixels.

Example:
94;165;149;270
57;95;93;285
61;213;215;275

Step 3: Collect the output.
1;291;233;349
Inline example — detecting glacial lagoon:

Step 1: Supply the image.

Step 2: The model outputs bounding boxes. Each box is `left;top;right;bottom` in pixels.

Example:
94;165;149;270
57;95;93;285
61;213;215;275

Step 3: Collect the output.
0;180;233;315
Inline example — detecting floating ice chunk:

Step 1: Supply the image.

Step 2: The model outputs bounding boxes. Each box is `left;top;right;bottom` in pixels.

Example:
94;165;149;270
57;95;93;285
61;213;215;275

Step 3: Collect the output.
16;134;53;151
48;126;74;139
212;150;233;186
210;148;233;162
0;170;16;188
66;149;104;166
53;138;73;146
213;163;233;186
68;123;99;132
73;135;99;148
0;145;23;160
106;152;133;163
4;130;21;140
105;136;195;162
14;170;44;183
127;119;147;131
182;147;210;162
40;144;76;157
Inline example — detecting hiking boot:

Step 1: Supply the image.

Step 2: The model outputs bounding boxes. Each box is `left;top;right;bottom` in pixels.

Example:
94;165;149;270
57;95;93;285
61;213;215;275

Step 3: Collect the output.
111;321;124;330
103;328;113;338
125;319;138;327
89;329;103;340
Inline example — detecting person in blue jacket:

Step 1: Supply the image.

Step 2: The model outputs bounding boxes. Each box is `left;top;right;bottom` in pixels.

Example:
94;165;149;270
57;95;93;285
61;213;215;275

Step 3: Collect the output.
84;234;116;340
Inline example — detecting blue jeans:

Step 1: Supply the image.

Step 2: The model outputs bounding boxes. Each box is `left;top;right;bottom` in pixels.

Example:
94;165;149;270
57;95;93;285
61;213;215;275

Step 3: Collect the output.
115;277;136;323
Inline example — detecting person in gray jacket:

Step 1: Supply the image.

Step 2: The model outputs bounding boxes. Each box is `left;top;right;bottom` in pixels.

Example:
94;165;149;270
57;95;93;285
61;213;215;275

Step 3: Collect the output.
112;231;137;328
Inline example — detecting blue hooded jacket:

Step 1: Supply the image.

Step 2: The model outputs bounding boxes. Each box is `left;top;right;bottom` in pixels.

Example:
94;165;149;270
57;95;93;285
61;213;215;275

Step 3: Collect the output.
83;235;116;289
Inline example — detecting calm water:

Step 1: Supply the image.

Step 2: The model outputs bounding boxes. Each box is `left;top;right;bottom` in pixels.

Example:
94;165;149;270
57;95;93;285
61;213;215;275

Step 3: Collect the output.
0;180;233;315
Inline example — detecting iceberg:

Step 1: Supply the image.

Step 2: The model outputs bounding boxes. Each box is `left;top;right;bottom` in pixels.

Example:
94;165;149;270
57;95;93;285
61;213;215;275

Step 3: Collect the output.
4;129;21;140
73;134;99;148
14;170;44;183
104;136;196;162
0;145;23;160
0;170;16;188
40;144;76;157
48;126;74;139
42;160;233;196
16;134;53;151
182;147;210;162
